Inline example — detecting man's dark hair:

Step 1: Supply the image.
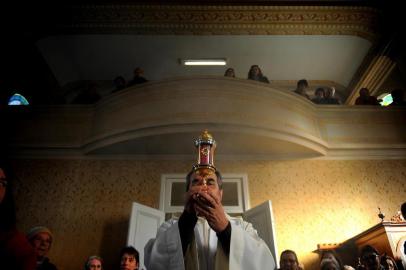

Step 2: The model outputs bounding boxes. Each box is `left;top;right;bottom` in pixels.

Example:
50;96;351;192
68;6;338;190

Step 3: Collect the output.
280;249;298;264
185;169;223;191
297;79;308;88
315;87;325;96
119;246;139;263
360;245;379;258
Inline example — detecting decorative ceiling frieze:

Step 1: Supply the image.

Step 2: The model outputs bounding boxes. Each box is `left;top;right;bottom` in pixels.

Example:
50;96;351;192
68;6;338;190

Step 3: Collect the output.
53;5;379;40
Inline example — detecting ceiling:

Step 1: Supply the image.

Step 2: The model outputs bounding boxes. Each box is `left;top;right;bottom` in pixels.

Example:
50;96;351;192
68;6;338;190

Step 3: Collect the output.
1;1;403;105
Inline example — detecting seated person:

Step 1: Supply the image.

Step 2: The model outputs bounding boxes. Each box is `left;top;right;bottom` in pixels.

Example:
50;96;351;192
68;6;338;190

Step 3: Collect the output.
355;88;379;105
119;246;139;270
224;68;236;78
248;65;270;83
294;79;310;100
127;67;148;87
112;76;127;93
323;87;340;104
27;226;57;270
312;87;326;104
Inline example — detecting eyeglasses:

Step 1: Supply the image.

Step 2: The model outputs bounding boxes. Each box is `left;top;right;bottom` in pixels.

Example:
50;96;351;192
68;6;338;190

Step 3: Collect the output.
0;179;8;188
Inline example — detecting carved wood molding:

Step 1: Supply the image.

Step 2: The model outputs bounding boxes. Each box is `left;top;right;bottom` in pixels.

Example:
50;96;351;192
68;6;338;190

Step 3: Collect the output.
55;5;379;40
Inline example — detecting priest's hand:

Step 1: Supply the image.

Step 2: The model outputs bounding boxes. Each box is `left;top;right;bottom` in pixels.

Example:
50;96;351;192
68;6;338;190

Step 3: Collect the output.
184;185;202;214
194;189;229;233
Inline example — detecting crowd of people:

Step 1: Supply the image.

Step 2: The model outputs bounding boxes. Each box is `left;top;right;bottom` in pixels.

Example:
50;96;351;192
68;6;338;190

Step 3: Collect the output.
223;67;405;107
0;160;141;270
69;65;406;107
278;245;405;270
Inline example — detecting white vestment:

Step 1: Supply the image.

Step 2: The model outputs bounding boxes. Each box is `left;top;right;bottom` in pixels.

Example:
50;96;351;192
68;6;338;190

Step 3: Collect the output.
144;215;276;270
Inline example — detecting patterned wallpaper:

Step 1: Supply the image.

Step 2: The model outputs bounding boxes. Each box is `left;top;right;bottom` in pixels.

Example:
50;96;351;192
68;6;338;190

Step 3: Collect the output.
11;159;406;270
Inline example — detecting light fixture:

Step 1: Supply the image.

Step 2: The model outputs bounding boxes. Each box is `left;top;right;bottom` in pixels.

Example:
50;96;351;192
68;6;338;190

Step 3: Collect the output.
181;58;227;66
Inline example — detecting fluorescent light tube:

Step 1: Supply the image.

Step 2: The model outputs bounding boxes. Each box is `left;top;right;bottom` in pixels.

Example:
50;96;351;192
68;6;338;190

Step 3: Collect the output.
182;59;227;66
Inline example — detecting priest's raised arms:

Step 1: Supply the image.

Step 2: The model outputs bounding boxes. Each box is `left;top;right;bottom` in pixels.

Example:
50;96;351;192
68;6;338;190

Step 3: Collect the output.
144;130;276;270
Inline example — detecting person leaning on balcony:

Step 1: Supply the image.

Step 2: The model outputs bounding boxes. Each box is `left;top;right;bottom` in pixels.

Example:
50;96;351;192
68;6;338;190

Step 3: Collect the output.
224;68;236;78
294;79;310;100
311;87;326;104
355;88;379;105
248;65;270;83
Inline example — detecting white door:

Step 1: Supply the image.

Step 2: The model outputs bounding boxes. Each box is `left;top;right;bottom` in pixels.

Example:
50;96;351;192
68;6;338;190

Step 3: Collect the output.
127;202;165;270
243;200;279;268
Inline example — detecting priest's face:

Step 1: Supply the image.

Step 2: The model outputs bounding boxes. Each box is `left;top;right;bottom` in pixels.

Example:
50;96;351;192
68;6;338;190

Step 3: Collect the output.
188;169;223;200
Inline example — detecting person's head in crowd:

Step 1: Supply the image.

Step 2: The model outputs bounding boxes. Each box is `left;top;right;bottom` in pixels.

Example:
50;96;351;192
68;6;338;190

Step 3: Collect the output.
0;161;16;231
248;65;261;78
359;88;370;97
133;68;144;78
113;76;127;92
321;259;341;270
27;226;53;261
120;246;139;270
297;79;309;92
401;202;406;220
314;88;325;99
224;68;235;78
325;87;333;98
380;254;397;270
321;250;343;270
128;67;148;86
280;249;299;270
324;87;340;104
248;65;270;83
85;255;103;270
360;245;381;270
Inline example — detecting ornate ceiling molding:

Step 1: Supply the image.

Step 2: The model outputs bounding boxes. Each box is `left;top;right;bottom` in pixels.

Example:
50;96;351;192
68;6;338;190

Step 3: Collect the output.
54;5;379;40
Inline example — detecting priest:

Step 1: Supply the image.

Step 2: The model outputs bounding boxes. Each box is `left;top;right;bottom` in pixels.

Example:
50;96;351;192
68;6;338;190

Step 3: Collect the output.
144;130;275;270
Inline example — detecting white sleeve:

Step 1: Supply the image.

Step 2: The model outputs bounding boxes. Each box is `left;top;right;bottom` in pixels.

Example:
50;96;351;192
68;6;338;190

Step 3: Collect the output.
229;219;276;270
144;221;185;270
